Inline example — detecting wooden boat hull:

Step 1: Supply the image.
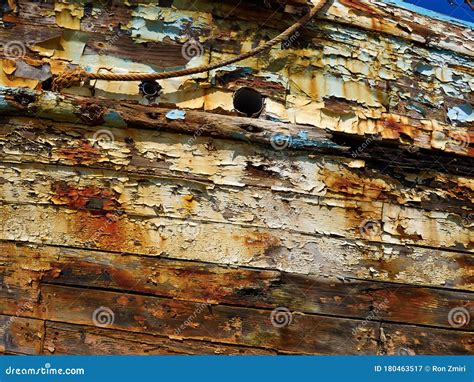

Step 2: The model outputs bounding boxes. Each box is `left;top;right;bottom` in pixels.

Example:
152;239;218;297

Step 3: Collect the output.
0;0;472;355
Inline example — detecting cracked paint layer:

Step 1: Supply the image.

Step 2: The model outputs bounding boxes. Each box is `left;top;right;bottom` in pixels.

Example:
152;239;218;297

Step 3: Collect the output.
0;0;472;356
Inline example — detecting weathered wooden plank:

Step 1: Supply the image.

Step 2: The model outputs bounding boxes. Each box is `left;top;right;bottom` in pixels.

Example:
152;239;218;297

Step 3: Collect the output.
381;323;474;355
0;113;472;222
0;315;44;355
1;159;472;219
43;322;275;355
6;0;473;57
2;241;471;329
0;0;471;129
5;283;467;355
0;89;472;160
36;284;381;354
0;163;470;247
323;0;474;56
1;183;472;252
0;202;471;297
2;216;472;290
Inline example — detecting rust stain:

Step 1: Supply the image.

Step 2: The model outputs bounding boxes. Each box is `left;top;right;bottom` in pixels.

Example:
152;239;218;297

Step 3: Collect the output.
340;0;380;16
72;211;131;252
235;231;281;256
51;181;121;212
56;142;103;165
78;103;106;126
395;225;423;241
182;194;197;214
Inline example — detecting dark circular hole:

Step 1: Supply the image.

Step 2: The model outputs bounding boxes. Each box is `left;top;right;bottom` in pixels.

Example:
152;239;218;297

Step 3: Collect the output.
139;80;160;97
142;83;158;96
233;87;264;118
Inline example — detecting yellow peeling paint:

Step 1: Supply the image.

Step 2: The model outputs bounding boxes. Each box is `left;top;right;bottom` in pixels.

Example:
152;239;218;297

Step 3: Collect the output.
2;59;16;75
54;1;84;30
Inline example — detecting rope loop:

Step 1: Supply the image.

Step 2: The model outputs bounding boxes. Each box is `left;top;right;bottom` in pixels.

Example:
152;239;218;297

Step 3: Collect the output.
52;0;327;91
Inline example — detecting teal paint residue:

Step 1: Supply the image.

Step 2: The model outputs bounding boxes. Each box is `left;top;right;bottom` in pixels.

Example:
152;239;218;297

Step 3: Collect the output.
130;7;207;42
0;86;36;111
291;131;341;149
104;111;127;128
0;95;10;111
447;104;474;123
272;131;340;150
166;109;186;120
266;115;285;123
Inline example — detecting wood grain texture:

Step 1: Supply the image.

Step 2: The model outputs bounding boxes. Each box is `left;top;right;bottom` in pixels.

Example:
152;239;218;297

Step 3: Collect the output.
0;315;44;355
1;241;471;330
0;0;472;356
43;322;274;355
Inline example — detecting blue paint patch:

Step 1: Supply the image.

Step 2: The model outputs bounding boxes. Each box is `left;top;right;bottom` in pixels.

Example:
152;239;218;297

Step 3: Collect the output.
166;109;186;120
447;104;474;123
405;104;426;116
383;0;474;28
104;111;127;128
414;63;434;76
291;131;325;149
